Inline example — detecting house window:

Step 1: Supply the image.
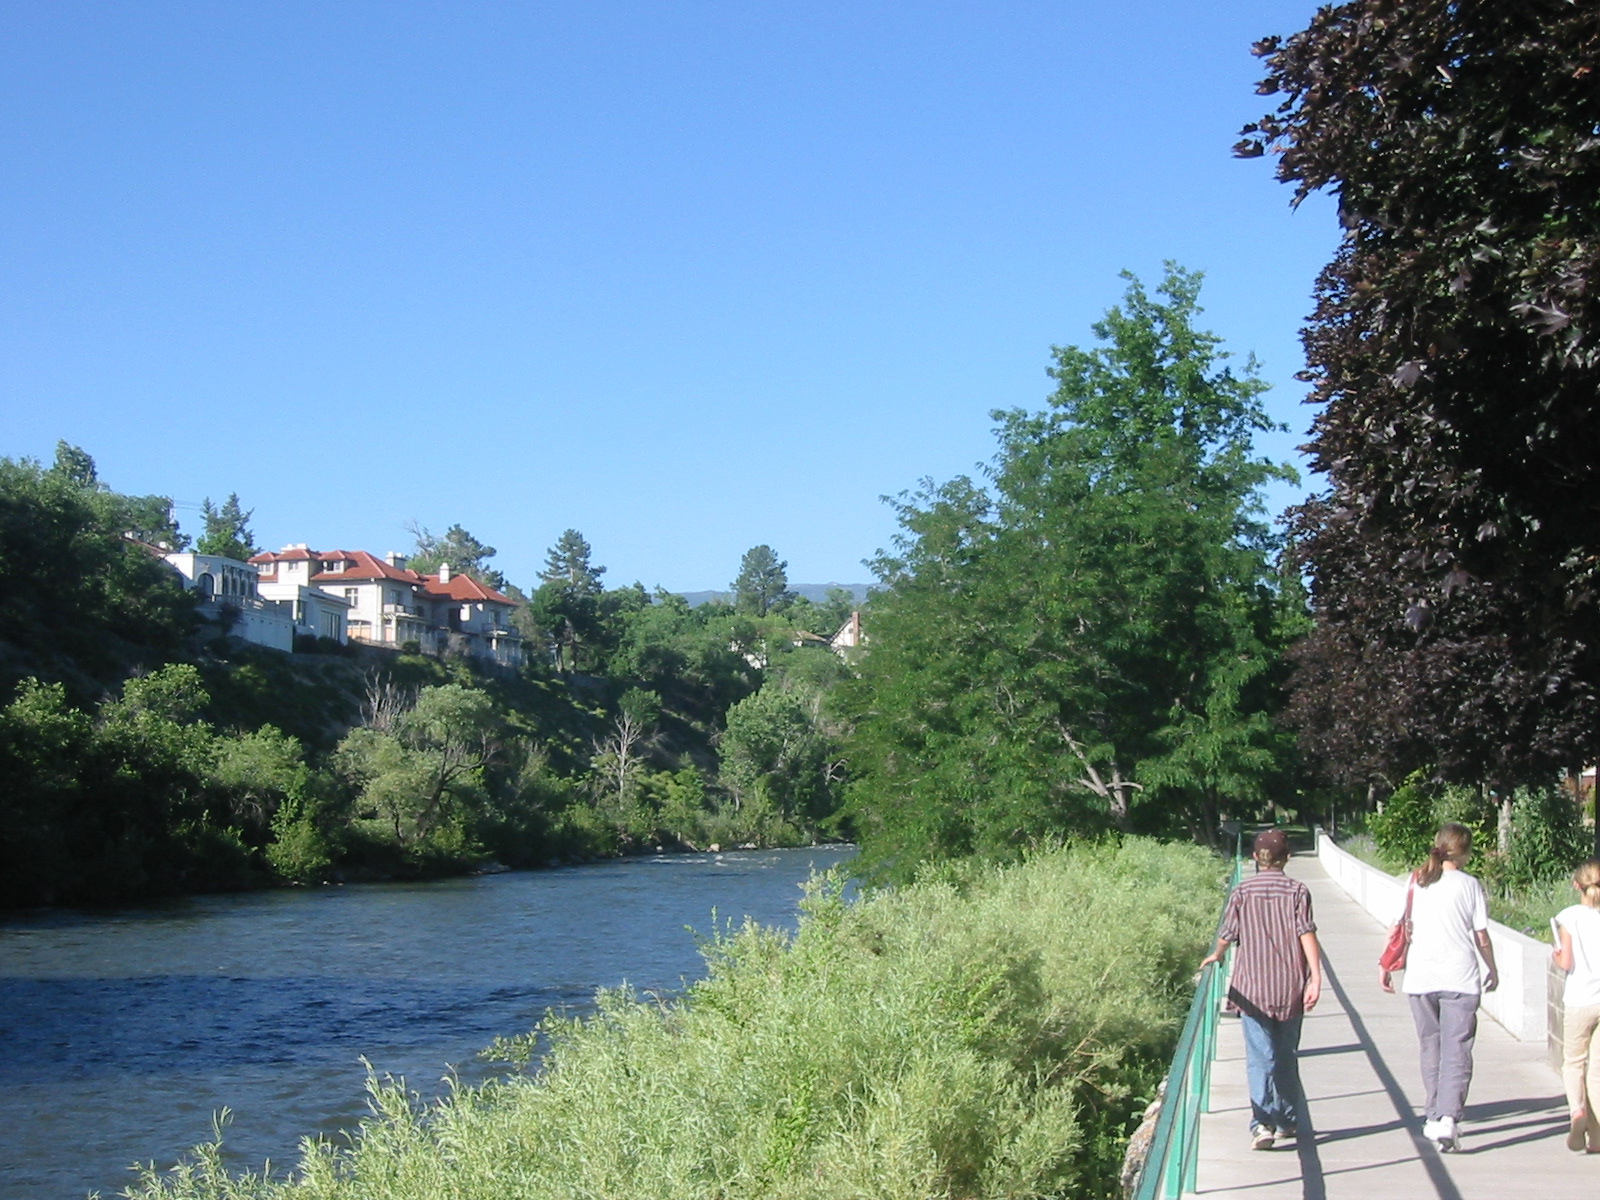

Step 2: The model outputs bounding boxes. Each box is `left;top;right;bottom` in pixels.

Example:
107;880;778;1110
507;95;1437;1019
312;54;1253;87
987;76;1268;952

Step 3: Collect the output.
344;588;358;604
324;560;345;573
389;589;401;606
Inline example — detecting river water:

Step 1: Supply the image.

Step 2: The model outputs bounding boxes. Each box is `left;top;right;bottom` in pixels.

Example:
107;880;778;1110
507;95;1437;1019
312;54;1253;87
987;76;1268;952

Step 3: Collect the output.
0;846;855;1200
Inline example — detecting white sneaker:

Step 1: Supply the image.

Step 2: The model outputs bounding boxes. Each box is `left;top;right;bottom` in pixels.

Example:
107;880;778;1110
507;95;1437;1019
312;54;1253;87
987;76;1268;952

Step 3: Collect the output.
1421;1117;1441;1141
1251;1126;1275;1150
1434;1116;1459;1152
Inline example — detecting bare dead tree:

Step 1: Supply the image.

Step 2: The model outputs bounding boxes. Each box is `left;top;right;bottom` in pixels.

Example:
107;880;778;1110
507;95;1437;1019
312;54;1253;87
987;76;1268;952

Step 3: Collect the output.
362;670;415;733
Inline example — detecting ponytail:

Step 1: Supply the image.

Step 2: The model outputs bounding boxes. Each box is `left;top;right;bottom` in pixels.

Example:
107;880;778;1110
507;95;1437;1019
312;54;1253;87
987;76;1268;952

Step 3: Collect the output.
1417;823;1472;888
1575;859;1600;908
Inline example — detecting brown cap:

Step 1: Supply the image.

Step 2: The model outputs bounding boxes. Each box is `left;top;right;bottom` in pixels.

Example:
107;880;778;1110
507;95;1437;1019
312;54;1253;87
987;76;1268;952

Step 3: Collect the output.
1253;828;1289;856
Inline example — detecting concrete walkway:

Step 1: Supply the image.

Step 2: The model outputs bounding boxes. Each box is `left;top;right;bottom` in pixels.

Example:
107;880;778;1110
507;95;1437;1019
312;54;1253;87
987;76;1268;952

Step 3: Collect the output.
1190;854;1590;1200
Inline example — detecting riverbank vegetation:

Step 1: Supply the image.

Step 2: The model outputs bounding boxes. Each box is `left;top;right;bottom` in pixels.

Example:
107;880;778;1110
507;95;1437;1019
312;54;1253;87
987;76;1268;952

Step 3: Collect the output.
0;446;858;909
128;840;1222;1200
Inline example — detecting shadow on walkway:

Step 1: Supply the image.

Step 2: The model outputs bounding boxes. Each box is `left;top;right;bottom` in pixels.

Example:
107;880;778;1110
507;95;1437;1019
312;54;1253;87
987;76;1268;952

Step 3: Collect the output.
1188;856;1576;1199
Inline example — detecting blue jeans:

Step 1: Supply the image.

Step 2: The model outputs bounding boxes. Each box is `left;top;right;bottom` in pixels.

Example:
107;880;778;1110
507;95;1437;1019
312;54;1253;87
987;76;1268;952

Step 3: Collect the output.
1240;1012;1304;1132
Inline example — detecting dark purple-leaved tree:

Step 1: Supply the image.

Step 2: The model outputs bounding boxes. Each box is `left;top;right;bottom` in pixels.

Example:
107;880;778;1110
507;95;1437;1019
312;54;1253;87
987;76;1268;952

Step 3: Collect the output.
1240;2;1600;791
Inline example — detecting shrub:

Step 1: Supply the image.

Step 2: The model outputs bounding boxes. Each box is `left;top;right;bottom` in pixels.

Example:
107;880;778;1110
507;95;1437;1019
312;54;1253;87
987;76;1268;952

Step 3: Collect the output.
266;799;335;884
1369;771;1496;874
1368;771;1438;869
1504;784;1590;893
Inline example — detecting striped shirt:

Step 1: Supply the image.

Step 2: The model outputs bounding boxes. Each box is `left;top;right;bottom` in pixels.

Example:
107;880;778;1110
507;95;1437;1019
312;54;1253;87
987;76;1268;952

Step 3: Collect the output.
1217;868;1316;1022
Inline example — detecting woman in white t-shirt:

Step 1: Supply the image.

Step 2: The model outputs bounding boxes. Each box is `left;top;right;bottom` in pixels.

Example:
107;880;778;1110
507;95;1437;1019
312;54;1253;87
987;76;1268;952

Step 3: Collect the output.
1552;858;1600;1152
1379;822;1498;1153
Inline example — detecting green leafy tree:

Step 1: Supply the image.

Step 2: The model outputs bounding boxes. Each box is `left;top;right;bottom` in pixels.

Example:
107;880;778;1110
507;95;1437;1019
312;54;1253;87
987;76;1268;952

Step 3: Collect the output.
49;440;97;488
732;545;794;616
196;493;259;561
844;267;1297;875
45;442;186;550
604;590;760;727
657;765;712;846
0;663;344;904
720;676;844;836
407;521;506;589
1;448;194;695
1240;3;1600;793
336;683;499;849
210;725;311;831
0;679;94;906
529;579;601;674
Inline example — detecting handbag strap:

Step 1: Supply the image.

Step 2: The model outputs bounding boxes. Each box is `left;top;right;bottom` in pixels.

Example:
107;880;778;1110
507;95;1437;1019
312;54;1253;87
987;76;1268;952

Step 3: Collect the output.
1401;873;1416;921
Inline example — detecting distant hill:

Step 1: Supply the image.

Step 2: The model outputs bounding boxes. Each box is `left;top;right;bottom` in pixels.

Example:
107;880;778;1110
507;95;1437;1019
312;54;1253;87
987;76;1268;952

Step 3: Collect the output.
676;583;874;608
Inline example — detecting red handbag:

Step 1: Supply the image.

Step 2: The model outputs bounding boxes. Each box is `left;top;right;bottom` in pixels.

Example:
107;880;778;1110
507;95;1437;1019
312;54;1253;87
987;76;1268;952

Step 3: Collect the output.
1379;875;1416;971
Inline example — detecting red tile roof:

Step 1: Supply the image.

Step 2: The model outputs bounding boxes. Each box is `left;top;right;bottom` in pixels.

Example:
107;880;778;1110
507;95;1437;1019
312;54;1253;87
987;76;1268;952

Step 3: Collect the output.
424;572;512;604
250;547;513;604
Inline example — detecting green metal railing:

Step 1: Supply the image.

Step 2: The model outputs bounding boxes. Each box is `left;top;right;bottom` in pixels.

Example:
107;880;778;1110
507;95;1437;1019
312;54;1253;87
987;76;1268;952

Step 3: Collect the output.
1133;854;1244;1200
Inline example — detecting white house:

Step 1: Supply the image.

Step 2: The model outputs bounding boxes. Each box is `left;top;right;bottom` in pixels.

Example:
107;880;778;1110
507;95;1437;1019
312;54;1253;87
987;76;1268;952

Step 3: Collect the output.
163;551;296;652
829;611;866;656
251;546;522;668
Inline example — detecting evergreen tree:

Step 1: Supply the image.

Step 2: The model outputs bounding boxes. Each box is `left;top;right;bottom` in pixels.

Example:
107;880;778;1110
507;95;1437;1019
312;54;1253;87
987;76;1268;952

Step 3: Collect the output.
535;530;606;671
541;529;605;596
196;493;259;561
732;544;794;616
408;522;505;589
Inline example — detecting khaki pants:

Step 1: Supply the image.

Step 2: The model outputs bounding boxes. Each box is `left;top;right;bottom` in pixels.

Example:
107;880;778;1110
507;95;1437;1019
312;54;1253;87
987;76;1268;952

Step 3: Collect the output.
1562;1001;1600;1150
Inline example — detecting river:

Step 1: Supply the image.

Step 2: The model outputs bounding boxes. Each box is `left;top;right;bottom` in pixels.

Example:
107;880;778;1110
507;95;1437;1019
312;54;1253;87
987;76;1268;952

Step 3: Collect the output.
0;846;855;1200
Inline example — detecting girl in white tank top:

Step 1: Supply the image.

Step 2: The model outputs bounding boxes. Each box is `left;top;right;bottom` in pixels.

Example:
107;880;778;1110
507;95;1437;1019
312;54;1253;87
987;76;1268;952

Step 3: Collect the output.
1553;858;1600;1152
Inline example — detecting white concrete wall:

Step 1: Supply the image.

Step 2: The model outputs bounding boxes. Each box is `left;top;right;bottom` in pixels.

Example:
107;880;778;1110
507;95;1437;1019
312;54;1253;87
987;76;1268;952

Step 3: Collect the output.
1315;828;1551;1043
233;602;295;652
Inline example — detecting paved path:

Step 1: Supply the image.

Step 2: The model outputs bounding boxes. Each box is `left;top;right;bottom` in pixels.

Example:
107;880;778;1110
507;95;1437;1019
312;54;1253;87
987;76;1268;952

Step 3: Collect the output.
1189;854;1592;1200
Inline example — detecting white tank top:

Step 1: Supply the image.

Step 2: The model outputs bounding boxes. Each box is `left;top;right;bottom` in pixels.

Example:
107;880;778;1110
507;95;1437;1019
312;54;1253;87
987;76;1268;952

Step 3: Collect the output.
1557;904;1600;1009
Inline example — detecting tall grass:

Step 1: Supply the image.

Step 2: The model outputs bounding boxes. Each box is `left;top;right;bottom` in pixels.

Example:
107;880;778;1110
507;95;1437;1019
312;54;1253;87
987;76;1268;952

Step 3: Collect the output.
127;840;1223;1200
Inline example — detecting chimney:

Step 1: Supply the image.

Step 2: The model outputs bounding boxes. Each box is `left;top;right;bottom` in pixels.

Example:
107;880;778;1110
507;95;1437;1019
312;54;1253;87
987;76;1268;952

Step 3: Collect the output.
386;551;408;570
439;563;452;583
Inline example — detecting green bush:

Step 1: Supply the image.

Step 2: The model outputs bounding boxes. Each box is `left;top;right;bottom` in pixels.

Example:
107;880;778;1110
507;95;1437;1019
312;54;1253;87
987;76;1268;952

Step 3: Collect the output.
1504;785;1590;893
128;839;1224;1200
1369;772;1496;875
1368;771;1442;870
266;798;336;884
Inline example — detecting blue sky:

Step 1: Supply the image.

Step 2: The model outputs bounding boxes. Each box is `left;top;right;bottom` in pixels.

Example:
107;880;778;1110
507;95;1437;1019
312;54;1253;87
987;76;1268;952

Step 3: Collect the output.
2;1;1338;593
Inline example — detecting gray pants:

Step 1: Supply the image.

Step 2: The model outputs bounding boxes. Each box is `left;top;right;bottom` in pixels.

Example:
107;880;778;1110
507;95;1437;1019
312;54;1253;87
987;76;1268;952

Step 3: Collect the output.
1408;991;1480;1121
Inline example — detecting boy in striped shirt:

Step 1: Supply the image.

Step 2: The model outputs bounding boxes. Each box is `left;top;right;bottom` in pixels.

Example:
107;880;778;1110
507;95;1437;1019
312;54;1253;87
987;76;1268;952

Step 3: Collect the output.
1201;828;1323;1150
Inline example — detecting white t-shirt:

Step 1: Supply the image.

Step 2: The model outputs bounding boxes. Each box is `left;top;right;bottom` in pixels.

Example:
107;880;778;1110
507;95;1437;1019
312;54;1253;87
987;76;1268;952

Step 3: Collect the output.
1397;869;1489;996
1556;904;1600;1009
